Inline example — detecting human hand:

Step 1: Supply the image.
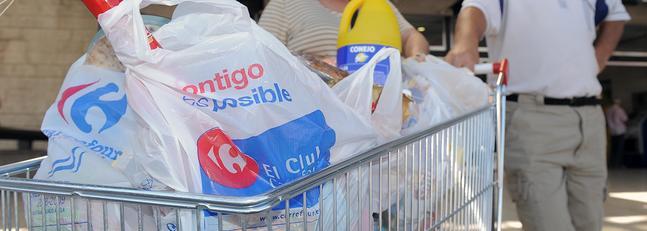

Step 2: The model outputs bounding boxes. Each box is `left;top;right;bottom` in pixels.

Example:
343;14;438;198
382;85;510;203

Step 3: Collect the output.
413;53;426;62
445;46;479;71
595;50;609;74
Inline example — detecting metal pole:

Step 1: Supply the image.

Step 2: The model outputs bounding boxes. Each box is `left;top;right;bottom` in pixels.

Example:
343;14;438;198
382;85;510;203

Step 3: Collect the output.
495;66;507;231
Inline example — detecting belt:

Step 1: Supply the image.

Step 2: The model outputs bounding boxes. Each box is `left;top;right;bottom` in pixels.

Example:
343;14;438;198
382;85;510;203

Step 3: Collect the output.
506;94;601;106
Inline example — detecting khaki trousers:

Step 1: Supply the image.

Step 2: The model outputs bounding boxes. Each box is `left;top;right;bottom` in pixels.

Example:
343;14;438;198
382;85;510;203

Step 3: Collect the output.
505;94;607;231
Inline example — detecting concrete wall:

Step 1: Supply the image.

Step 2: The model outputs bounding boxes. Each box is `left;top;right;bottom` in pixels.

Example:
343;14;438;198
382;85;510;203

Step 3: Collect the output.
0;0;97;131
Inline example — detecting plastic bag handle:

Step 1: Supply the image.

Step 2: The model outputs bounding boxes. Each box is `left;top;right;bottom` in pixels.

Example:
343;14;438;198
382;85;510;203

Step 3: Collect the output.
364;48;402;140
92;0;251;64
363;48;401;87
332;48;401;121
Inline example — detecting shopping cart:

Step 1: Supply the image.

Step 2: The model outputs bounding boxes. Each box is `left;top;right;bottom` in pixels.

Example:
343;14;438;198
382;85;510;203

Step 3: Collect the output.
0;60;508;231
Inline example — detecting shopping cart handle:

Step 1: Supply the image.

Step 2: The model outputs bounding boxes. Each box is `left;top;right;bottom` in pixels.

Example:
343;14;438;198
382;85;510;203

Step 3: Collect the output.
474;59;509;86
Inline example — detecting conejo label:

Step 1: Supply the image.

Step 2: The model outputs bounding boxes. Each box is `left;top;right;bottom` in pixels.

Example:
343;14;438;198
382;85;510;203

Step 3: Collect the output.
337;44;391;86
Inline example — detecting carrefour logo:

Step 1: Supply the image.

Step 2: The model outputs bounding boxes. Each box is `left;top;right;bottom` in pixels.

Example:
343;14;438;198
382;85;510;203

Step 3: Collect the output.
198;110;334;210
57;81;127;134
197;128;260;189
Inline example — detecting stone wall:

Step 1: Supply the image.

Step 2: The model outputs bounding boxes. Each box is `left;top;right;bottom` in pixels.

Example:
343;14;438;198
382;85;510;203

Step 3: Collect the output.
0;0;97;131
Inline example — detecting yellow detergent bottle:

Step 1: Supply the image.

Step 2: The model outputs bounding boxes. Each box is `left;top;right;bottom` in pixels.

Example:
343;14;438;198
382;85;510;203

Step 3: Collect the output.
337;0;401;86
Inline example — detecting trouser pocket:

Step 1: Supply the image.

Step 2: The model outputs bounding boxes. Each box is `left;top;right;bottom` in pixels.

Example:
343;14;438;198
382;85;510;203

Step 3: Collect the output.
506;170;533;204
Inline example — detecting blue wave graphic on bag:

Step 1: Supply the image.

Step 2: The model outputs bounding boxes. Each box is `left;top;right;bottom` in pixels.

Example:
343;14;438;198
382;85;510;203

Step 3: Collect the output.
198;110;335;209
48;147;86;177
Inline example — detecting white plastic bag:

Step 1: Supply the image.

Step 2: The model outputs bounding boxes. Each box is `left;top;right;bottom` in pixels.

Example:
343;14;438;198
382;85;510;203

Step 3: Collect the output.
31;16;173;229
98;0;378;229
401;55;490;135
38;56;134;177
29;132;127;231
35;15;171;192
30;55;166;230
333;48;403;143
29;145;159;231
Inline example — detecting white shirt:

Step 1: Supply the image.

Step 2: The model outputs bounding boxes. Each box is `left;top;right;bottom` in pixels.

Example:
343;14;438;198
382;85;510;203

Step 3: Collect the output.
606;104;628;135
462;0;631;98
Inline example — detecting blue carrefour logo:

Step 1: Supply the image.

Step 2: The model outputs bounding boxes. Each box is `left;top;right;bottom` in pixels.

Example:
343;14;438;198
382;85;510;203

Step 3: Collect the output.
69;83;127;134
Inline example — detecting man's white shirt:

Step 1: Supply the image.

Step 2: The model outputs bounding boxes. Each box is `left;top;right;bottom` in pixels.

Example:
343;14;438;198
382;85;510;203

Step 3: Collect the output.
462;0;631;98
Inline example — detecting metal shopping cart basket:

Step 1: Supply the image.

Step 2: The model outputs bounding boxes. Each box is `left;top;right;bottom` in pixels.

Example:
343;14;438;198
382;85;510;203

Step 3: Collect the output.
0;60;508;231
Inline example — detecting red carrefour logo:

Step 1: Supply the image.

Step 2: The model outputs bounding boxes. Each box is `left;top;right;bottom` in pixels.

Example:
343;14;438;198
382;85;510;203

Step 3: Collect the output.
197;128;259;188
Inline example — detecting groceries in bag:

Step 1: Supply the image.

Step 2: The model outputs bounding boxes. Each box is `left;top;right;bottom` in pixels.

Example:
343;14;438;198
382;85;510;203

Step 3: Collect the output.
85;37;125;71
34;14;170;189
30;16;171;228
297;53;349;87
363;54;491;230
333;48;403;143
32;0;495;230
92;0;379;229
384;55;491;230
401;55;490;135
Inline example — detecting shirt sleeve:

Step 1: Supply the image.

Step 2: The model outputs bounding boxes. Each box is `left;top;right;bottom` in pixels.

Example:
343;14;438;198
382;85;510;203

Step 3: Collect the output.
604;0;631;22
387;1;414;35
258;0;289;45
461;0;502;36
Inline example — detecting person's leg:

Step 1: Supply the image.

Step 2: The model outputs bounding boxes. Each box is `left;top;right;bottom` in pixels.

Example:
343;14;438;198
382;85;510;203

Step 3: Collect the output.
567;106;607;231
505;97;581;231
507;164;572;231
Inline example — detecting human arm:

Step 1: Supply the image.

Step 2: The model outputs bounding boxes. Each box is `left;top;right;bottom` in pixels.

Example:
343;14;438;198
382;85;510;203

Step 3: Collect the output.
594;21;625;73
444;7;486;71
402;28;430;61
390;1;430;60
595;0;632;73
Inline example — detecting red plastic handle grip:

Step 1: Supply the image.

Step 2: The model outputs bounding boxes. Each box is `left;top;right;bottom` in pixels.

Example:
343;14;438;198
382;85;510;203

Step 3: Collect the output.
493;59;509;85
